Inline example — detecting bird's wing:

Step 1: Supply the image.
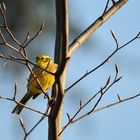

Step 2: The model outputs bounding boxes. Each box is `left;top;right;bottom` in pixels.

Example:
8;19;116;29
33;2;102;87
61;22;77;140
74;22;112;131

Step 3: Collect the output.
47;62;58;73
27;66;42;90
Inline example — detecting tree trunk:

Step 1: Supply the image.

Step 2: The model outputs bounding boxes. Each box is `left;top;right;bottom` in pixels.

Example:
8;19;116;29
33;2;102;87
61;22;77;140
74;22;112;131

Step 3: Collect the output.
48;0;68;140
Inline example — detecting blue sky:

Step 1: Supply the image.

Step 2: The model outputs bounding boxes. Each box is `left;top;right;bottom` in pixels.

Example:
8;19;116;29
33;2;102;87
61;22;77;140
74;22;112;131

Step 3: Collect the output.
0;1;140;140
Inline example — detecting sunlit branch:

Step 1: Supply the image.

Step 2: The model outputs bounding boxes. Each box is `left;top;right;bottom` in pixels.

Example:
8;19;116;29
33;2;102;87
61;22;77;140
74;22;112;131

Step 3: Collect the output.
68;0;128;56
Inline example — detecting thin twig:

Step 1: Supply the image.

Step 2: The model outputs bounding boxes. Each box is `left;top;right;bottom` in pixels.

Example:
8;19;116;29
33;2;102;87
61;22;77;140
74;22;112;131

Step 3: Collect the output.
72;93;140;124
19;116;27;136
23;20;45;48
59;68;120;135
0;54;26;65
0;54;55;75
102;0;110;15
110;29;119;49
22;32;30;46
111;0;116;5
0;31;19;52
96;93;140;112
24;108;48;140
0;3;44;62
0;3;21;46
0;96;48;116
66;33;140;92
13;83;18;100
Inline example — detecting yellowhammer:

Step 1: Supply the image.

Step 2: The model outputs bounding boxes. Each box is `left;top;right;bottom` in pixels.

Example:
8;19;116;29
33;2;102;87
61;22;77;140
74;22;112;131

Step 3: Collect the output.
12;55;58;114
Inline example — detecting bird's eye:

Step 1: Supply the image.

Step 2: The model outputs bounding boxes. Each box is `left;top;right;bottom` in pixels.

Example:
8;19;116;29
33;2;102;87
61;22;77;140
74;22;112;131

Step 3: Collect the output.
41;57;44;59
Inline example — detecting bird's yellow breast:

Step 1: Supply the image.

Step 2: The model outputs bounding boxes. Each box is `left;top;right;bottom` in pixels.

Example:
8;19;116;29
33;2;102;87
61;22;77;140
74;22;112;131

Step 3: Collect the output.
27;62;57;96
29;71;55;95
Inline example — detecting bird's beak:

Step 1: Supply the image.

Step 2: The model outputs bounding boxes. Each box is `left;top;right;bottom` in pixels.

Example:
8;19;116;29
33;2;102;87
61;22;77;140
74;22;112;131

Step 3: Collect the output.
35;56;39;60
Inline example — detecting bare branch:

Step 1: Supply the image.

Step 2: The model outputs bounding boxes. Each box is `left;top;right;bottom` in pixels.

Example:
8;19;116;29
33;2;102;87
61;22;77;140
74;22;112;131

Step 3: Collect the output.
0;3;21;46
80;100;83;109
22;32;30;46
0;30;27;60
0;2;139;140
70;93;140;127
119;33;140;50
102;0;110;15
23;108;48;140
115;64;119;74
23;20;45;48
19;116;27;136
110;29;119;49
13;83;18;100
0;2;43;62
0;54;26;65
105;75;111;88
59;68;121;135
1;3;6;14
117;94;122;102
66;33;140;92
0;31;19;52
59;73;116;135
0;54;55;76
96;94;140;112
115;76;123;83
68;0;128;56
111;0;116;5
0;95;48;116
66;113;71;122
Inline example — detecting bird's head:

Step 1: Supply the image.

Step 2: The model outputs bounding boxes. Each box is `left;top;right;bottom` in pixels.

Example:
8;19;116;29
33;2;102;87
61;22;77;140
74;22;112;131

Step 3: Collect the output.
35;55;52;68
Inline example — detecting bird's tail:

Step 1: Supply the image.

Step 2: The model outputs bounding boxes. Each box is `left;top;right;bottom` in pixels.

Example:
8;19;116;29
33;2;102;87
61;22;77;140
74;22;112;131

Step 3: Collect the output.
12;92;32;114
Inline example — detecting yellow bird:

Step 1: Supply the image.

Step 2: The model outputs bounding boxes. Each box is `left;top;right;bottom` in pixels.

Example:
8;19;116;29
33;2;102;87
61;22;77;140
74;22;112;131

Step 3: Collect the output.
12;55;58;114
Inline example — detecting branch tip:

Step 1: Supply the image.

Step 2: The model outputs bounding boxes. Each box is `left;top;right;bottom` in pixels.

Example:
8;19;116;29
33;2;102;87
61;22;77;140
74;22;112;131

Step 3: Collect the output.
110;29;115;37
117;94;122;102
80;100;83;108
39;20;45;35
19;116;24;125
86;70;89;74
136;32;140;38
0;53;4;57
9;55;16;60
106;75;111;86
102;0;110;15
66;113;71;122
19;116;27;135
2;62;7;68
13;83;18;100
110;29;119;49
115;76;123;82
104;58;109;64
115;64;119;74
100;87;103;95
25;32;30;41
2;2;6;14
111;0;116;5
